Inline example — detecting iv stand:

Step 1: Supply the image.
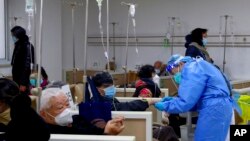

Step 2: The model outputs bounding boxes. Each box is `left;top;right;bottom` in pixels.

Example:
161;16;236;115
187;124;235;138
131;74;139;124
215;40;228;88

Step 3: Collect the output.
106;0;110;72
36;0;44;113
222;15;229;73
83;0;89;90
123;5;131;97
33;0;37;66
64;1;83;84
170;17;175;56
71;2;77;84
111;22;118;71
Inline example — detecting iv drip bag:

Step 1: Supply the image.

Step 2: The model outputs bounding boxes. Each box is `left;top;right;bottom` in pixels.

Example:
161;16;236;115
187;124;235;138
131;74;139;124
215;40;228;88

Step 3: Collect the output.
26;0;34;13
129;4;135;18
96;0;103;7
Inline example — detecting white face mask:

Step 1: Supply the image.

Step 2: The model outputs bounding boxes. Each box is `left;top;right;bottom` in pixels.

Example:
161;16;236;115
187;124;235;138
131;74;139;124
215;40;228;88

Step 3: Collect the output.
47;108;73;126
155;69;160;74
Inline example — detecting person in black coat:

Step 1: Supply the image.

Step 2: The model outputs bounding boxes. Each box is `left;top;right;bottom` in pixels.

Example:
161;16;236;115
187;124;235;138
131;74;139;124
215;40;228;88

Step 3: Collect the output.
0;78;19;133
6;94;50;141
0;78;50;141
11;26;35;95
185;28;214;63
134;65;162;98
92;72;156;111
92;72;179;141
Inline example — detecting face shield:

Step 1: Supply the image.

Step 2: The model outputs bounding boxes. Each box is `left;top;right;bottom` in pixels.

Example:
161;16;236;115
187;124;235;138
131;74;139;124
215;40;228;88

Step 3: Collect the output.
166;55;192;74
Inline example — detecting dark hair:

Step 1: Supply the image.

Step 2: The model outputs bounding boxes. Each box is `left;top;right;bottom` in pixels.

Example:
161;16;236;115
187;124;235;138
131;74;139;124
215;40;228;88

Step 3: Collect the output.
137;65;155;79
0;78;19;106
191;28;207;46
11;26;29;41
184;34;192;48
92;72;113;87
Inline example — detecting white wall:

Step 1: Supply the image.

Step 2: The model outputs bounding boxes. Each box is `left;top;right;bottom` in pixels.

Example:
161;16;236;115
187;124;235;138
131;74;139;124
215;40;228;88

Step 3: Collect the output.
62;0;250;80
6;0;62;81
6;0;250;80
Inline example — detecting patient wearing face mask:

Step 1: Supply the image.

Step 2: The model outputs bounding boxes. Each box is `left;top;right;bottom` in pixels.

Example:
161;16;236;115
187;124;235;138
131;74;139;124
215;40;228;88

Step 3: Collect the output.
0;78;50;141
92;72;158;111
154;61;167;76
184;28;214;64
40;88;125;135
92;72;179;141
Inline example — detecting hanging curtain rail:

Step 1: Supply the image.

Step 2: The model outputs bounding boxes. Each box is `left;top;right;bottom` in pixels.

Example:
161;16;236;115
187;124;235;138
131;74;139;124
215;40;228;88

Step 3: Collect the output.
87;34;250;48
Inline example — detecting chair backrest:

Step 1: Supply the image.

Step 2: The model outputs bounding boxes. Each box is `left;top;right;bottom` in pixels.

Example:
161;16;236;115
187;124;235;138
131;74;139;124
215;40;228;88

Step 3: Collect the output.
159;88;168;97
116;97;162;123
65;69;102;84
112;73;126;86
70;83;85;104
160;76;178;96
233;88;250;95
29;95;38;112
116;88;135;97
50;134;136;141
112;111;152;141
231;80;250;89
70;110;152;141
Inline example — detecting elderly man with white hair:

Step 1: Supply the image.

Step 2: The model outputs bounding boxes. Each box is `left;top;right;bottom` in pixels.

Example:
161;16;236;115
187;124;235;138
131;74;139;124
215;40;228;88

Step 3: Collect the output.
40;87;125;135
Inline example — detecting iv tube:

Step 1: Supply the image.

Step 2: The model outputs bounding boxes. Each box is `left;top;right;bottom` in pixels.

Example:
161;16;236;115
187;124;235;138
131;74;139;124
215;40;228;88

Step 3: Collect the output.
96;0;109;65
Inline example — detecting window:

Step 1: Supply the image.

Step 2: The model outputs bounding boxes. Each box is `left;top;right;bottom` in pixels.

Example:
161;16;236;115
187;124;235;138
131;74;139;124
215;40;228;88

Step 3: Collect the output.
0;0;6;59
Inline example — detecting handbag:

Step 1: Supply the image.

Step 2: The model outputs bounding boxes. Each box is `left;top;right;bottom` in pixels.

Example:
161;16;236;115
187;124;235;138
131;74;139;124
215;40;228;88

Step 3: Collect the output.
78;76;112;122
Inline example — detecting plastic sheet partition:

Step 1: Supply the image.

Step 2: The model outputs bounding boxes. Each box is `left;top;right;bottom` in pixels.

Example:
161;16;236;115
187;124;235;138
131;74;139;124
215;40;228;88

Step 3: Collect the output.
87;35;250;48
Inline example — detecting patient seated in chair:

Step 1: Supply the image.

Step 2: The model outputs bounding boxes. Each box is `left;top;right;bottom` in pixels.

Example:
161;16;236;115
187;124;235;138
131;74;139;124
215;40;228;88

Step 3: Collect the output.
40;87;125;135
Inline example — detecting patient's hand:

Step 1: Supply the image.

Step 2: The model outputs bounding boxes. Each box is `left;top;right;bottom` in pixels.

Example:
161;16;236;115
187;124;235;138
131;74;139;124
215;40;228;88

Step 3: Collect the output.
147;98;161;105
104;116;125;135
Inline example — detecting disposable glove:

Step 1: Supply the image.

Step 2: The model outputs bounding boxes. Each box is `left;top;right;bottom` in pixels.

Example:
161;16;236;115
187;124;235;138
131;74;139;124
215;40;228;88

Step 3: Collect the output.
154;102;165;111
161;96;173;102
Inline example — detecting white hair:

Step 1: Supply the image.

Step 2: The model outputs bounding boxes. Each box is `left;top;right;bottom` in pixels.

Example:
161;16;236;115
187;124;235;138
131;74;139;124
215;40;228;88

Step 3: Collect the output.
40;88;65;111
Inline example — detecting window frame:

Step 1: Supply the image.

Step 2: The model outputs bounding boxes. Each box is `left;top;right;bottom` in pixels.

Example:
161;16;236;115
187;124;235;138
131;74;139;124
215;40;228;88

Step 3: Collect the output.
0;0;11;66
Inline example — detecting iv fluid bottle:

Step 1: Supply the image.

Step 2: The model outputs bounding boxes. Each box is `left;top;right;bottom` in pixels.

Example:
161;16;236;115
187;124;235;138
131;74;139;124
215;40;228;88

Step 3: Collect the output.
25;0;34;13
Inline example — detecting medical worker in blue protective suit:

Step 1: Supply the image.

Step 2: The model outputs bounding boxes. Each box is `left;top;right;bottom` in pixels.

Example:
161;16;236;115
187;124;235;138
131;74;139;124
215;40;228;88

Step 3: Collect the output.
154;54;233;141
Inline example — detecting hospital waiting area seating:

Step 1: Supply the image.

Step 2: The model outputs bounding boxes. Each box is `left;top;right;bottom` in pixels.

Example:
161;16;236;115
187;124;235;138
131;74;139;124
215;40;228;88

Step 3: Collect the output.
68;110;153;141
29;78;250;141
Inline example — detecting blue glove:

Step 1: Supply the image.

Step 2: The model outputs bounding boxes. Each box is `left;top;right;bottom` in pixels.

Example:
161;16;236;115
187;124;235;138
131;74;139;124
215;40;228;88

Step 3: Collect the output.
154;102;165;111
161;96;173;102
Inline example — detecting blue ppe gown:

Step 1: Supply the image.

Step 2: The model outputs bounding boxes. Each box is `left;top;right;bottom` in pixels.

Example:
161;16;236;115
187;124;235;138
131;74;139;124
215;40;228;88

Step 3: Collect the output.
162;59;233;141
